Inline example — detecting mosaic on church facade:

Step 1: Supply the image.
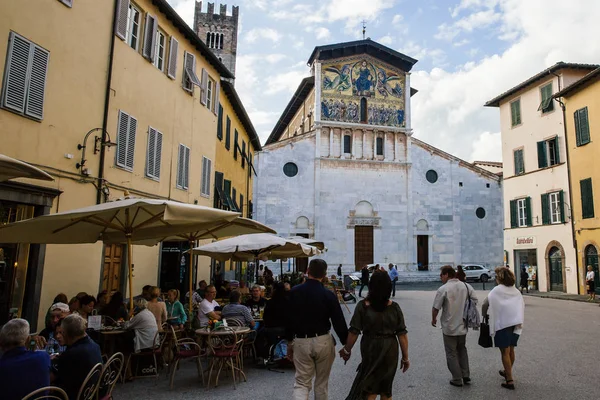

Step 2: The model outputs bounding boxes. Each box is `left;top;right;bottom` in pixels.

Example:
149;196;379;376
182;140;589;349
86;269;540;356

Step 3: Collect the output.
321;57;406;127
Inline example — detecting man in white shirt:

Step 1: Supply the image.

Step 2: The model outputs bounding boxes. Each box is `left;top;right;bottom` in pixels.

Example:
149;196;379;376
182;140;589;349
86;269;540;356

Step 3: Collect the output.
198;285;221;327
432;265;478;387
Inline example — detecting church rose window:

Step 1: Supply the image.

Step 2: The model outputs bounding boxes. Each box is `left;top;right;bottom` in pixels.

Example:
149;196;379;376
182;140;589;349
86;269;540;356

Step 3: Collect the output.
476;207;486;219
283;162;298;177
426;170;438;183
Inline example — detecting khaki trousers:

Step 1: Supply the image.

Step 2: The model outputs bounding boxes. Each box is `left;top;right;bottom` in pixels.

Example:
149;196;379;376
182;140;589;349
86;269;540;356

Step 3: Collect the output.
293;334;336;400
443;334;470;384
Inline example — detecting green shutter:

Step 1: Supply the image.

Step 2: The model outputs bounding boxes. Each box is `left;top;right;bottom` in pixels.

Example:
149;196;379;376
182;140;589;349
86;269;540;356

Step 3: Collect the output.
525;197;532;226
541;193;550;225
581;178;595;219
510;200;518;228
217;104;223;140
537;141;547;168
511;100;521;126
514;149;524;175
225;116;231;150
580;107;590;145
559;190;566;223
575;109;582;146
553;136;560;163
234;129;238;160
541;84;554;112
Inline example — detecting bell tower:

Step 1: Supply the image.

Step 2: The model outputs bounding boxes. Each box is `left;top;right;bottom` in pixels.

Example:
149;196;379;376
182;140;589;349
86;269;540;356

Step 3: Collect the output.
194;1;239;77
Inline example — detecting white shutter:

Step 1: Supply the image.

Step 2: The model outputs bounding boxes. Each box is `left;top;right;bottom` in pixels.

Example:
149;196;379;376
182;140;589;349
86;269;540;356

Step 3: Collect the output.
201;157;207;195
142;14;158;61
146;127;156;179
25;44;49;120
177;144;185;188
59;0;74;8
213;82;220;114
167;37;178;79
184;146;190;189
154;131;162;178
200;68;208;105
2;33;30;113
115;0;130;40
126;116;137;170
116;110;130;168
183;52;200;89
201;157;212;196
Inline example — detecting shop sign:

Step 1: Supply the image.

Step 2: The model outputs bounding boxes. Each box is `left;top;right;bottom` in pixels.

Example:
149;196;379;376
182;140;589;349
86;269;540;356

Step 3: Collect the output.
515;236;536;246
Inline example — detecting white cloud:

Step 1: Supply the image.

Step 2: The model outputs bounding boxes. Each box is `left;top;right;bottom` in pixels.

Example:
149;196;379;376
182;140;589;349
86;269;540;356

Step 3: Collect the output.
378;35;394;45
392;14;404;25
470;132;502;161
244;28;282;43
398;42;446;65
264;54;288;63
314;27;331;40
435;9;501;41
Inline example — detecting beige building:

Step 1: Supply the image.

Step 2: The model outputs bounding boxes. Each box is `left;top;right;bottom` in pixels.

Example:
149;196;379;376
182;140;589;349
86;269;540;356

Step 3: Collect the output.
0;0;238;329
485;62;597;294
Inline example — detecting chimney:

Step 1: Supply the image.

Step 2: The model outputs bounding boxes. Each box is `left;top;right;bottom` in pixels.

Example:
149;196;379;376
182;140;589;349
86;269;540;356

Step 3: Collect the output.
220;4;227;17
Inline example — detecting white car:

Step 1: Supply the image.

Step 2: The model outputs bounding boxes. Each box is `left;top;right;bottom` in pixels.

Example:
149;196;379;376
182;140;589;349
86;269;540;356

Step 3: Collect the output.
461;264;495;283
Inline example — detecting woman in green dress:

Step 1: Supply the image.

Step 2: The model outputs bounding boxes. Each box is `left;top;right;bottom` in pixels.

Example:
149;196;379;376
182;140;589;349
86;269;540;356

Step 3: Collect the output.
340;271;410;400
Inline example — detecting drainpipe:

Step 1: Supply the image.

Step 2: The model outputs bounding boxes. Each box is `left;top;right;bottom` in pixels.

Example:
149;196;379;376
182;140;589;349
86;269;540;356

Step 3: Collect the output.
97;0;119;204
551;71;579;292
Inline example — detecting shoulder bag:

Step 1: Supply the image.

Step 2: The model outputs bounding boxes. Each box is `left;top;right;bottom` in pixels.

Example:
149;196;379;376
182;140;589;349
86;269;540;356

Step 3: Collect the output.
478;315;493;348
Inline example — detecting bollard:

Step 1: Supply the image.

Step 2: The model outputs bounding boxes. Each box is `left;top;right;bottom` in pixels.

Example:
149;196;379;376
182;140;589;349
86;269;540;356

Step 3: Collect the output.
482;280;486;290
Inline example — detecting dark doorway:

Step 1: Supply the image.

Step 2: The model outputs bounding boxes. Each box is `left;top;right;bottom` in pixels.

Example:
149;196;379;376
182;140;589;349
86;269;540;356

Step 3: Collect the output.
354;226;374;271
360;98;368;123
417;235;429;271
295;233;309;273
548;246;564;292
585;245;599;294
159;241;192;294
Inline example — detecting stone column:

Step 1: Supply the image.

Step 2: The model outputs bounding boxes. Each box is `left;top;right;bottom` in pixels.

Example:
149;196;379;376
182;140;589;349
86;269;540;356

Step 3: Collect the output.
351;129;356;159
362;129;366;159
340;129;344;157
394;133;398;161
329;128;333;158
383;132;388;161
372;130;377;160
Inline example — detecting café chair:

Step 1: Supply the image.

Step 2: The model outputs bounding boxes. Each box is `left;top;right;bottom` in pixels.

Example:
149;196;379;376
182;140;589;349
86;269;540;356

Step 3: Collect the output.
168;325;205;389
22;386;68;400
206;326;246;389
97;352;124;400
124;330;167;380
77;363;103;400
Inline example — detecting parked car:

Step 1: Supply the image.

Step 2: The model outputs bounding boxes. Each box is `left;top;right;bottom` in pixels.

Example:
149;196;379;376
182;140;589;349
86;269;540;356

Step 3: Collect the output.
461;264;495;282
349;264;387;279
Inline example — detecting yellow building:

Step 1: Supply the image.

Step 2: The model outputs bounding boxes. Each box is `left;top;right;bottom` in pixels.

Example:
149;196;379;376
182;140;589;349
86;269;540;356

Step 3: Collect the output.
213;80;261;280
554;67;600;294
0;0;239;329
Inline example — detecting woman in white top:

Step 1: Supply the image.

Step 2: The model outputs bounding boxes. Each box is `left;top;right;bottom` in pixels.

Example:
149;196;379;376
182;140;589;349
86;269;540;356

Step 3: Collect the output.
482;267;524;391
586;265;596;301
124;298;159;353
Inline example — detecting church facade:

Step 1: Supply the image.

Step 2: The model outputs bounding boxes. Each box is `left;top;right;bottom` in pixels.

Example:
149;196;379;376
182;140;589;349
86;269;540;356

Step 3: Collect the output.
253;40;503;273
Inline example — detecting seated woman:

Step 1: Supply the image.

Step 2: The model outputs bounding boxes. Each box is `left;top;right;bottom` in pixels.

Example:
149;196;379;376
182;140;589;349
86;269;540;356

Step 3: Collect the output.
257;282;289;358
166;289;187;329
101;291;129;322
146;286;167;331
124;298;159;353
76;295;96;320
222;290;255;328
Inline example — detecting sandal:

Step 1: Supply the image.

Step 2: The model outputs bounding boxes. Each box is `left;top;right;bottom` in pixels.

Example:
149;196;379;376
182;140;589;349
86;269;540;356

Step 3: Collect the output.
501;380;515;390
499;370;506;378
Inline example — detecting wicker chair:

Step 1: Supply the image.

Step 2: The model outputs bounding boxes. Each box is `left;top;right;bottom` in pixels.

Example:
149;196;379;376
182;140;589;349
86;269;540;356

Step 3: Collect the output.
77;363;103;400
168;325;205;389
22;387;68;400
97;352;124;400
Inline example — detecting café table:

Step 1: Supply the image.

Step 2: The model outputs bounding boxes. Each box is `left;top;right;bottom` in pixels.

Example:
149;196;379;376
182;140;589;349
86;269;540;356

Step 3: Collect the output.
98;328;128;357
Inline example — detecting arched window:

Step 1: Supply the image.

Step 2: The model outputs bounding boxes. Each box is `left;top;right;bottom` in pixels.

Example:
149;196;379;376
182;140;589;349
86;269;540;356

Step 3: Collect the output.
360;98;368;123
355;201;374;217
206;32;211;46
416;219;429;231
220;33;225;49
343;135;352;154
376;137;384;156
296;216;310;229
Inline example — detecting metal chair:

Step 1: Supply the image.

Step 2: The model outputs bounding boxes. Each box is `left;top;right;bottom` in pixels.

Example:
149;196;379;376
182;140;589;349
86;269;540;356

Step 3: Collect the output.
124;330;167;380
77;363;103;400
206;326;247;389
97;352;124;400
22;387;68;400
168;325;205;389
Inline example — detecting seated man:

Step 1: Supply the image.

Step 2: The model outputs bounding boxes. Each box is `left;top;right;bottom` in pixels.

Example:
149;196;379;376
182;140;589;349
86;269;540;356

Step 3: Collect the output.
0;319;51;400
198;285;221;327
52;314;103;400
195;280;208;299
39;302;70;353
222;291;255;328
245;285;267;318
238;280;250;295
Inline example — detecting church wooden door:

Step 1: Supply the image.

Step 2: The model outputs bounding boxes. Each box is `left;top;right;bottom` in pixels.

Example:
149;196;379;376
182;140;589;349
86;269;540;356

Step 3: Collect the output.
354;226;374;271
417;235;429;271
103;244;123;293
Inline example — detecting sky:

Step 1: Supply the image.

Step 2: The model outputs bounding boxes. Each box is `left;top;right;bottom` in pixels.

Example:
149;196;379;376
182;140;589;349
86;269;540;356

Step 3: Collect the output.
167;0;600;162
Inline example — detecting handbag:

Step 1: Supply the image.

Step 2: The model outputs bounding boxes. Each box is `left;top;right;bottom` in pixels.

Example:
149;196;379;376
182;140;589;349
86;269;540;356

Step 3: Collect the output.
478;315;493;348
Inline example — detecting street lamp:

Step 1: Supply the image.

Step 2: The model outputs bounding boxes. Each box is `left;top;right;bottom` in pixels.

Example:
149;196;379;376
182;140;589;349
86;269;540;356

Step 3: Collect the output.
76;128;116;175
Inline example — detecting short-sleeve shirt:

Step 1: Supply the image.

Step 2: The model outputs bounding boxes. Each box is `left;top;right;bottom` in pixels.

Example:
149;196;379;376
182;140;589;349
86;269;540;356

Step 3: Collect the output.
433;279;471;336
222;303;254;326
198;299;220;327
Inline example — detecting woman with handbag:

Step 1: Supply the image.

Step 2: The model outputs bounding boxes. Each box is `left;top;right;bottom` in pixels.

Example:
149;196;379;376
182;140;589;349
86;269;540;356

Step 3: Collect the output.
586;265;596;301
482;267;524;390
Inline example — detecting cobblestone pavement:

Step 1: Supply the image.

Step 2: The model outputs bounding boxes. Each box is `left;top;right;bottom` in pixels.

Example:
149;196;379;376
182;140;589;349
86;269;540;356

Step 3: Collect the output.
114;288;600;399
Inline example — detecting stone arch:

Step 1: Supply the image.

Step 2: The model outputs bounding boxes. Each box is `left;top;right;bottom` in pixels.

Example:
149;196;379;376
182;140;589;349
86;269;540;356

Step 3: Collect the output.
296;216;310;229
355;201;374;217
416;219;429;231
582;241;600;293
544;240;566;292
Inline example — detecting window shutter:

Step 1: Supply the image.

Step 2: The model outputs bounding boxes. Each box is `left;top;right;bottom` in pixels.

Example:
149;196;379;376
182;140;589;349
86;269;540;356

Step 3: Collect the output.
154;131;162;178
213;82;220;114
537;141;547;168
559;190;565;223
143;14;158;61
541;193;550;225
525;197;532;226
167;37;178;79
184;146;190;189
225;116;231;149
242;141;246;168
177;144;185;188
2;33;30;113
126;116;137;170
513;150;522;175
234;129;238;160
581;178;595;219
147;128;156;178
116;111;129;168
510;200;517;228
515;100;521;125
553;136;560;163
25;44;49;120
115;0;130;40
578;107;591;146
200;69;208;105
217;104;223;140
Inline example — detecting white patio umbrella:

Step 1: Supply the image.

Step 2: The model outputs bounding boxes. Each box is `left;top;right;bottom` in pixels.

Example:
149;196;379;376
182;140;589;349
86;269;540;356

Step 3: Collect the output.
0;198;243;310
288;236;326;251
0;154;54;182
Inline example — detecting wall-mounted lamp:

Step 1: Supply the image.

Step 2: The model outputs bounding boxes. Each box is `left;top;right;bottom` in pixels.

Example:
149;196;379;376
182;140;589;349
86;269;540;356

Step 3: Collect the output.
76;128;117;174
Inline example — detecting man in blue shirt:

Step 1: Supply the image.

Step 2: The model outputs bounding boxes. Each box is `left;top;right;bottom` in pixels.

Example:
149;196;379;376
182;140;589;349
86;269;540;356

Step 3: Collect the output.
52;314;103;400
388;263;399;297
0;318;51;400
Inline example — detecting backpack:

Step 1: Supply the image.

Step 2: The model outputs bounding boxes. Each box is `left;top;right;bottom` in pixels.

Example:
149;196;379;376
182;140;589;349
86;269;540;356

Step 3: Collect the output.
463;283;480;330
